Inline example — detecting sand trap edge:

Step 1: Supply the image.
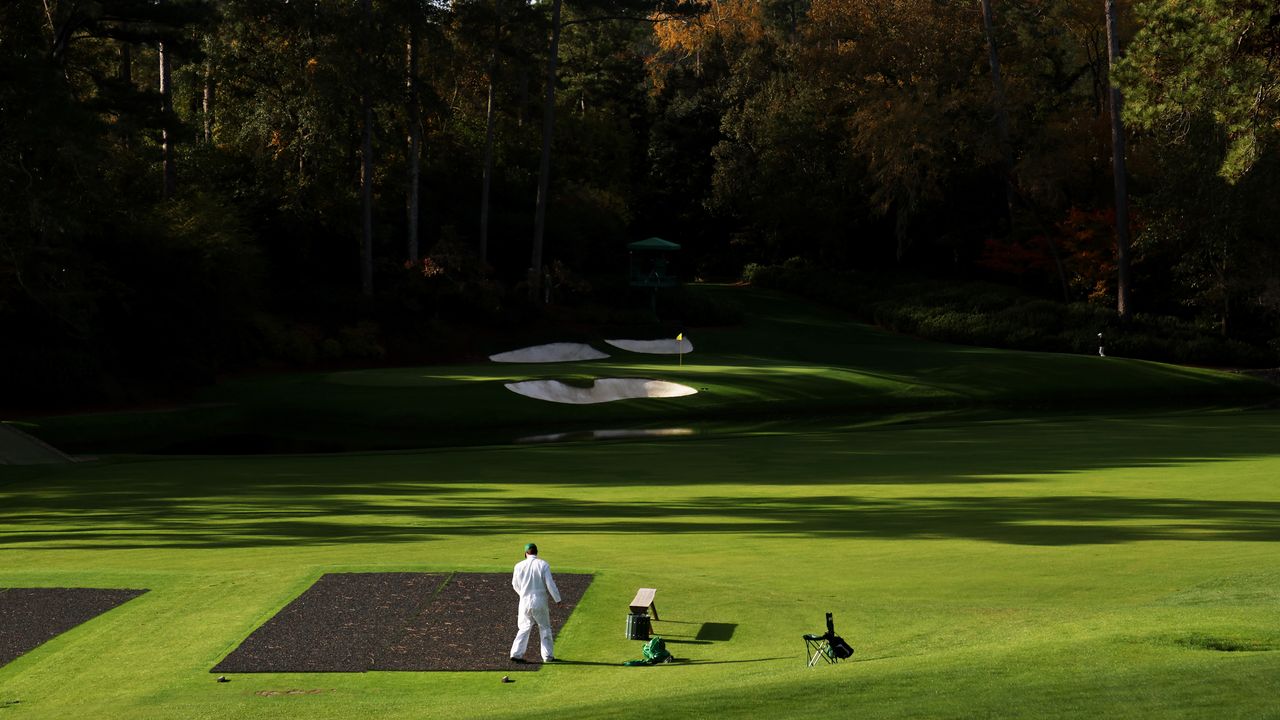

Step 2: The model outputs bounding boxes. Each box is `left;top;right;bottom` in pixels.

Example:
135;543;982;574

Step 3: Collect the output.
604;338;693;355
489;343;609;363
505;378;698;404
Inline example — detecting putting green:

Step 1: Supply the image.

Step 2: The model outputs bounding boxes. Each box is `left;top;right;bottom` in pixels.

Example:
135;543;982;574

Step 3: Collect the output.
19;286;1274;455
1;409;1278;718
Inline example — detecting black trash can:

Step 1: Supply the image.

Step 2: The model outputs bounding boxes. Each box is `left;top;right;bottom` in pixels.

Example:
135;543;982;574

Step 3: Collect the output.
626;612;651;640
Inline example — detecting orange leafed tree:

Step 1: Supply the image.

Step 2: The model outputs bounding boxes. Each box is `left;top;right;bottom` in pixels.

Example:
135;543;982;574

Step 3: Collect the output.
978;206;1123;303
649;0;765;86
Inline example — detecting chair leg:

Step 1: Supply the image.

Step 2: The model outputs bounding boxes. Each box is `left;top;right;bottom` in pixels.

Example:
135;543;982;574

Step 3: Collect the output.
806;640;833;667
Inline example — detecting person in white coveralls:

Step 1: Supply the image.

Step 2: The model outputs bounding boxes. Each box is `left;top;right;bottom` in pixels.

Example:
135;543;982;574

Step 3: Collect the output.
509;542;562;663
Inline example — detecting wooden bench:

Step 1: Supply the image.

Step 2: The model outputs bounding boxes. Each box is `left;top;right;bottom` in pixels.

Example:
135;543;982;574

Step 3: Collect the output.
629;588;659;621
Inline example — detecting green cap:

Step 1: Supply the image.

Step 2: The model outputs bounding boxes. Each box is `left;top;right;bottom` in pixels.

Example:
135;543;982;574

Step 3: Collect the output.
524;543;537;554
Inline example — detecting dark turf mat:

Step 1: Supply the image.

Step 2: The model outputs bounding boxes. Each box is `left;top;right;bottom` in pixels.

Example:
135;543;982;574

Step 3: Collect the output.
377;572;593;671
0;588;148;668
213;571;592;673
213;572;447;673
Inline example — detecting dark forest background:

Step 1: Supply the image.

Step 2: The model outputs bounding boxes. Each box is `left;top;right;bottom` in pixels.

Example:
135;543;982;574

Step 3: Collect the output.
3;0;1279;409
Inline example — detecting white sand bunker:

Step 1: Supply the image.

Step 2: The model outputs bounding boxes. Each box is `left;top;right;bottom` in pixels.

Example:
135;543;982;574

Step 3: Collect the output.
489;343;609;363
505;378;697;404
518;428;696;443
605;338;693;355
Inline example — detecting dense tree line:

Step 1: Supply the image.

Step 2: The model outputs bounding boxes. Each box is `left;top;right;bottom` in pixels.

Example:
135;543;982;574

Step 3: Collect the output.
2;0;1278;407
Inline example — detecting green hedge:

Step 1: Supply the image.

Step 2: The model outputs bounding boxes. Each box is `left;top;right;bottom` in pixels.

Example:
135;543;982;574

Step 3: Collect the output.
744;262;1278;368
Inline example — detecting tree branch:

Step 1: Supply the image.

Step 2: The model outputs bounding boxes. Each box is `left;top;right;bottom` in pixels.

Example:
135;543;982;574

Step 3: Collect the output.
562;13;692;28
41;0;58;43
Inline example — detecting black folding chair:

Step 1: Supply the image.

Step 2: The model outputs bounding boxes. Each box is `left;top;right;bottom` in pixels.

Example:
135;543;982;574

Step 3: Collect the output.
803;612;854;667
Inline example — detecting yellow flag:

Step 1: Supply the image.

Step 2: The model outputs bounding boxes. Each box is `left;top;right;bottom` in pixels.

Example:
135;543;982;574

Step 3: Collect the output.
676;333;683;342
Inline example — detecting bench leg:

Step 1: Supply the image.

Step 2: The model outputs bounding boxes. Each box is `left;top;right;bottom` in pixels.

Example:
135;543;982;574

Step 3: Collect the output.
651;603;659;621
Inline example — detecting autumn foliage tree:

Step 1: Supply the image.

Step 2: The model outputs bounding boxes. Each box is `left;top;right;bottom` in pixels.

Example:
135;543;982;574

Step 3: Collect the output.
4;0;1280;406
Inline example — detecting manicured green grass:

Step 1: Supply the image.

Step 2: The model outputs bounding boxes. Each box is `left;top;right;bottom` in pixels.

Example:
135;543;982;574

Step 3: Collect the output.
2;409;1279;719
22;286;1275;454
3;287;1277;718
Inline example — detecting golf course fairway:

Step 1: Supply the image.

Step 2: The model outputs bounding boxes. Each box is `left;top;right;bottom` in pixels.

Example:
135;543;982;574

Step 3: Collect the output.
2;287;1278;719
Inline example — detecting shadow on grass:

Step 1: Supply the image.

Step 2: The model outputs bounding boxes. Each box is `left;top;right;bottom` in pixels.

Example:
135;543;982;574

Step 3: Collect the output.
677;657;791;665
2;413;1279;550
20;288;1276;457
697;623;737;641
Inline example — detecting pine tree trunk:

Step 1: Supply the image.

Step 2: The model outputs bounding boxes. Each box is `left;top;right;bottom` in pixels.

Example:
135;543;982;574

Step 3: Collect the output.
119;43;134;151
1105;0;1131;319
978;0;1014;220
359;0;375;297
159;40;176;199
518;69;529;128
480;51;497;266
203;60;214;143
530;0;563;301
406;25;422;265
980;0;1069;300
479;0;504;266
119;43;132;85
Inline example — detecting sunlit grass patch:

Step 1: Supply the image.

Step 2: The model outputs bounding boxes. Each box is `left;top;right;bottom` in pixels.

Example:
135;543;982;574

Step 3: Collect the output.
2;411;1279;717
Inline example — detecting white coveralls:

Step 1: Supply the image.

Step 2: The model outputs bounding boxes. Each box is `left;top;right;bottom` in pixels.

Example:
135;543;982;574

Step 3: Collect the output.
509;554;562;661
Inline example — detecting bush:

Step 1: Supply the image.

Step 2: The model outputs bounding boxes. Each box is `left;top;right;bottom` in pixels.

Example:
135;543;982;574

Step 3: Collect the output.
745;263;1279;367
320;338;344;361
337;322;386;360
917;310;986;343
741;263;772;285
247;314;387;367
282;326;320;366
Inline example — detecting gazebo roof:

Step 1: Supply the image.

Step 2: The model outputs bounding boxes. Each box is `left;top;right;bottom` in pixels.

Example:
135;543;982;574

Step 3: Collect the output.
628;237;681;251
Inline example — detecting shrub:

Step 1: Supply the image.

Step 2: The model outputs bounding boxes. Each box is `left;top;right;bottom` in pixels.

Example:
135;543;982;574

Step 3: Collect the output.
282;326;320;366
337;322;386;360
320;338;343;361
917;310;986;343
744;262;1279;367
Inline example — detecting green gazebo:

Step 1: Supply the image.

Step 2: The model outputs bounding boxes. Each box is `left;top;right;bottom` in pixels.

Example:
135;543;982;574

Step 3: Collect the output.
628;237;681;288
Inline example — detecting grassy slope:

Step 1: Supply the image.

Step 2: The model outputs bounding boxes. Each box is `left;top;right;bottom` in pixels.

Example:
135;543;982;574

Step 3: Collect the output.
22;285;1276;454
1;410;1278;719
2;287;1278;718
